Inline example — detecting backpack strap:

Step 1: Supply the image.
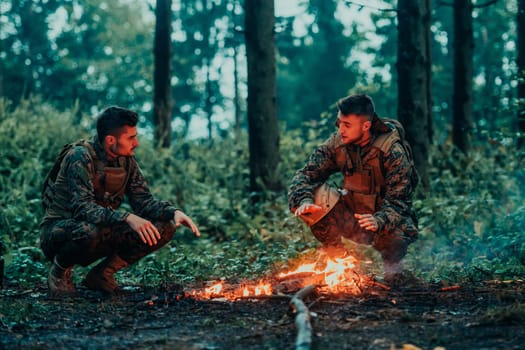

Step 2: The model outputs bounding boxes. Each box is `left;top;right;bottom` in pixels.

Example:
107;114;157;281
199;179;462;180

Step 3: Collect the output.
376;118;420;189
373;127;401;154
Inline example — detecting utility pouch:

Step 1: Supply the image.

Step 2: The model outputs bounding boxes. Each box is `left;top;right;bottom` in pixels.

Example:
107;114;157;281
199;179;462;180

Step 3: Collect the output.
102;167;127;194
351;192;377;214
94;165;128;208
341;191;377;214
343;169;373;194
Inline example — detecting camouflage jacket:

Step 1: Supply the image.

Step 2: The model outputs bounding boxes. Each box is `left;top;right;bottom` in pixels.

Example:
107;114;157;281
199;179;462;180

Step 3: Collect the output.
41;136;177;226
288;132;418;235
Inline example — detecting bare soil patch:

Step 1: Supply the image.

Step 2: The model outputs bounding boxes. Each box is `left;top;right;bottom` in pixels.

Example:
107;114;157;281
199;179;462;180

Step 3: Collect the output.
1;280;524;349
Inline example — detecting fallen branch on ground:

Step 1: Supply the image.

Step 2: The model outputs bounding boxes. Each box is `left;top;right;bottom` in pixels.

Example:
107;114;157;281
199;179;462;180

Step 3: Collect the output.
290;284;316;350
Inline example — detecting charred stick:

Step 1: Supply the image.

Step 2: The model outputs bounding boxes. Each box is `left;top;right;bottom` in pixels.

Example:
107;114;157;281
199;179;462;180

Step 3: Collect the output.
368;280;391;291
290;284;315;350
439;285;461;292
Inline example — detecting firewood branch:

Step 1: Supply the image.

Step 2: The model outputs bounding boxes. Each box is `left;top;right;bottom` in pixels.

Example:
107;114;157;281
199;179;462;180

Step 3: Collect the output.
290;284;316;350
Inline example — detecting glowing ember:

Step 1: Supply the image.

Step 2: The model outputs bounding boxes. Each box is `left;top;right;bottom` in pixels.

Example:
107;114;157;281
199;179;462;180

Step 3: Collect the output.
188;280;273;300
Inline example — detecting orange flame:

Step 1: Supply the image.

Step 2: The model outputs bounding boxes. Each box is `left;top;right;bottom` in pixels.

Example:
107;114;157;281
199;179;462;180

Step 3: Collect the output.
278;254;362;293
189;280;273;300
187;250;364;300
197;281;224;298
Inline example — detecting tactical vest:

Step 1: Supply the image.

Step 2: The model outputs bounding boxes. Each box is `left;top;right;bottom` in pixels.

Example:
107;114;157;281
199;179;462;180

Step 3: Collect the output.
334;127;402;214
42;140;131;217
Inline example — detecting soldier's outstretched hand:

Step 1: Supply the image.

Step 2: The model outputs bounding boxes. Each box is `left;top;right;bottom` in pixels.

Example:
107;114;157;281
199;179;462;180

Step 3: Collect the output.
125;213;161;246
294;202;323;217
174;210;201;237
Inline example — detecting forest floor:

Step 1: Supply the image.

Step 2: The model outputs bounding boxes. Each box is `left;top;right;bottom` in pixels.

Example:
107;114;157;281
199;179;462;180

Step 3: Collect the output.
1;277;524;350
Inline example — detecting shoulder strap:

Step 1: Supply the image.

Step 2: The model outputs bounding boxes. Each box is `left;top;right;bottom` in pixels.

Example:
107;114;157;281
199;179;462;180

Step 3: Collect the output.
372;127;401;154
376;118;420;189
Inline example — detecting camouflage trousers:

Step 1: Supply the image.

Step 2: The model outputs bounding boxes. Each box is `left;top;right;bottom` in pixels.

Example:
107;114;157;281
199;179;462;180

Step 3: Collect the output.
310;200;417;264
40;219;176;267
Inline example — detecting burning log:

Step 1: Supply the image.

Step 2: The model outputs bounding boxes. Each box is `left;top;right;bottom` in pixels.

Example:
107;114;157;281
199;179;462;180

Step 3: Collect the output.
275;274;326;294
290;284;316;350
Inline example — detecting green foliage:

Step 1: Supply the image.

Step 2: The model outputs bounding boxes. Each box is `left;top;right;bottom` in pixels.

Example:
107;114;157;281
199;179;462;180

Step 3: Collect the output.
0;99;524;289
276;0;364;128
0;99;87;251
1;0;154;114
4;247;47;287
410;141;525;283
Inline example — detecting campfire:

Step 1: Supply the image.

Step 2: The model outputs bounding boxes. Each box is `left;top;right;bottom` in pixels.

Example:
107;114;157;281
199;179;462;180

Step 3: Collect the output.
186;249;375;301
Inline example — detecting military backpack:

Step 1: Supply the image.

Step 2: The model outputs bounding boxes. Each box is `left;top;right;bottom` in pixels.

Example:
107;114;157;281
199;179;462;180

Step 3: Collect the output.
41;140;130;210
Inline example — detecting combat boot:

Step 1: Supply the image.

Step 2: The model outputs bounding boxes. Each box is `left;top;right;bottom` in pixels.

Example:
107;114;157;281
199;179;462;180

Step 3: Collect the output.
48;257;76;297
83;255;129;294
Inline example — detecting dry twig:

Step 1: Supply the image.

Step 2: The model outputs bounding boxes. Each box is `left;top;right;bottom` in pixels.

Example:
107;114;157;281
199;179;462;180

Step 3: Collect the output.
290;284;316;350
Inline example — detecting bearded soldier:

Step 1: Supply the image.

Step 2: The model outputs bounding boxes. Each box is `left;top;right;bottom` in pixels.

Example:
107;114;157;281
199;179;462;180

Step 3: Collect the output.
41;106;200;297
288;94;418;283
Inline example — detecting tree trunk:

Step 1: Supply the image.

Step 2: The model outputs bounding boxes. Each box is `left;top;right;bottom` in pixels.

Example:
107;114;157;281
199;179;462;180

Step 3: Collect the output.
233;42;242;137
205;60;213;140
397;0;432;191
452;0;474;153
518;0;525;149
153;0;173;148
244;0;281;192
203;0;214;141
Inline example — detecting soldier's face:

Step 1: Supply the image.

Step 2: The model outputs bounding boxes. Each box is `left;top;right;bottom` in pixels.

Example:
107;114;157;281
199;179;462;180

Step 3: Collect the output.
337;113;371;145
108;125;139;157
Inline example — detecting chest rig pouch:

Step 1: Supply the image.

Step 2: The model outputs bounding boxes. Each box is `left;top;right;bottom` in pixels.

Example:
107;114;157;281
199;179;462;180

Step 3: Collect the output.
336;146;384;214
335;129;400;214
93;157;131;209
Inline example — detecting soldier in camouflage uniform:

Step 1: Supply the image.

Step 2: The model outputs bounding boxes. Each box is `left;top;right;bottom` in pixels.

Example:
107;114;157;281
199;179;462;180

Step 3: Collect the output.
41;106;200;296
288;94;418;282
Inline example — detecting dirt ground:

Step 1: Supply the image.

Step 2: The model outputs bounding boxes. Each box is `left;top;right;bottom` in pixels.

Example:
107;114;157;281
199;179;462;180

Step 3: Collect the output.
1;279;524;350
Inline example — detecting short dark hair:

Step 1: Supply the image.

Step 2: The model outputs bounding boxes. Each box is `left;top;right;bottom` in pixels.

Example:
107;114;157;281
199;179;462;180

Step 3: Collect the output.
96;106;138;140
336;94;376;120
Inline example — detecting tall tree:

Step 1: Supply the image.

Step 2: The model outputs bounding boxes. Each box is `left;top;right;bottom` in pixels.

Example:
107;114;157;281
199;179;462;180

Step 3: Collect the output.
1;0;60;102
397;0;432;190
244;0;281;192
452;0;474;153
153;0;173;148
225;0;245;137
518;0;525;149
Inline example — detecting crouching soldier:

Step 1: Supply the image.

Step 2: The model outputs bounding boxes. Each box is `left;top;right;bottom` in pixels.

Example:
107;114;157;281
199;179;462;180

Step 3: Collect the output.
288;94;419;283
40;106;200;297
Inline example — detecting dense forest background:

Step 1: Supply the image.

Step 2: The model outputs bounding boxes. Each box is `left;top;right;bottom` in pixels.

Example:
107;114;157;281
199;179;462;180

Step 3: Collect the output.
1;0;524;288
